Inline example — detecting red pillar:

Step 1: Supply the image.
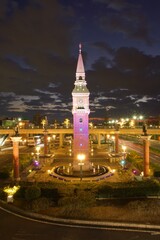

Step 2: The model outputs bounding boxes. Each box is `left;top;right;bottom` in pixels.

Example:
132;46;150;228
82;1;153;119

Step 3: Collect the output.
11;137;22;181
141;136;151;177
115;133;119;153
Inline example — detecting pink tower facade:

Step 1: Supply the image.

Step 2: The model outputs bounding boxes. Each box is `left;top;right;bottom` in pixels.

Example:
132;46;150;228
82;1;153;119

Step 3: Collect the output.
72;44;91;171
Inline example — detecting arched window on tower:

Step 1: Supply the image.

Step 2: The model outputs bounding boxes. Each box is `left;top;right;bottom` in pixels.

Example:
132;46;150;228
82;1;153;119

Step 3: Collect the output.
79;76;82;80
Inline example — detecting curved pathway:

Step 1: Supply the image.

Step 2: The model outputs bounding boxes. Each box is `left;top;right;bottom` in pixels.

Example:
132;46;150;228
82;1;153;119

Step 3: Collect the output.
1;202;160;240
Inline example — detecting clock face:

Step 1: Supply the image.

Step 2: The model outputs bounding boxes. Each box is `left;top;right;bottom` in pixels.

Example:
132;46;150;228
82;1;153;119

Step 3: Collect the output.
78;98;83;104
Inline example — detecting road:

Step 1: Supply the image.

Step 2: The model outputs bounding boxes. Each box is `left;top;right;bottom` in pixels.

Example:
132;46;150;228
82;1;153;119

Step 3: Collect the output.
120;139;160;165
0;207;160;240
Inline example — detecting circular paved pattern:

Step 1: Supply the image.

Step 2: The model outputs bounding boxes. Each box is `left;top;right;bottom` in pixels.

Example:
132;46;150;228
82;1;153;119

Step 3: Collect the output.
49;165;114;181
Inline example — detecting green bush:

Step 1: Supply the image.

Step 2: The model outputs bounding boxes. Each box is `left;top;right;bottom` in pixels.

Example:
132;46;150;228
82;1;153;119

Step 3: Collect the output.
59;189;96;208
58;189;96;218
40;188;60;203
127;199;160;213
154;171;160;177
31;197;50;212
96;180;160;198
0;188;7;200
20;155;32;171
126;152;143;171
0;170;10;179
25;185;41;201
14;186;26;199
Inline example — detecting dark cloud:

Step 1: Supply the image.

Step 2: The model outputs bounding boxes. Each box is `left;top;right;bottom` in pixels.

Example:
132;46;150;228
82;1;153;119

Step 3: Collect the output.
99;13;152;45
92;41;114;55
0;0;74;94
114;47;152;70
93;0;153;45
93;0;137;11
89;47;160;95
0;0;71;54
0;0;159;120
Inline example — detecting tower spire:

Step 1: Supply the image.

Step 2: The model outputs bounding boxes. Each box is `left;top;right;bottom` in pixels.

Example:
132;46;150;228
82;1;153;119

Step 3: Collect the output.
76;43;85;80
79;43;82;53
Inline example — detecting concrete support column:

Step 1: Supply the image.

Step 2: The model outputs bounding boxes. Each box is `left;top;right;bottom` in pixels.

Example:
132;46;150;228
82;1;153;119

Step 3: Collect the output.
97;133;101;147
59;134;63;147
141;135;151;177
10;136;22;181
115;132;119;153
43;130;48;155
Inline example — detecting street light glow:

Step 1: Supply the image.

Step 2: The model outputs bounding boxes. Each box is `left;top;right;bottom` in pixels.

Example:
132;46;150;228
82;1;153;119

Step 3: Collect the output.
77;153;85;181
36;146;40;153
122;145;127;152
77;153;85;162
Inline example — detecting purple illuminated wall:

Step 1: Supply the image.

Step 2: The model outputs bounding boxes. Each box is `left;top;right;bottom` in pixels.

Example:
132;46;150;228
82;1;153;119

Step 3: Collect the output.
73;112;89;154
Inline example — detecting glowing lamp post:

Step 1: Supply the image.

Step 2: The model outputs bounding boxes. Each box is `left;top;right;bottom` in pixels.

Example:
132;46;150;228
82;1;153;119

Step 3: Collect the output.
77;153;85;181
47;136;51;153
36;146;41;162
121;145;127;168
122;145;127;158
122;145;126;152
52;134;56;142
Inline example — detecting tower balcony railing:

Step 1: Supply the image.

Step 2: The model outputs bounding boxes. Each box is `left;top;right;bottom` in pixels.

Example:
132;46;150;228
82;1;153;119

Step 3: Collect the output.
77;106;85;109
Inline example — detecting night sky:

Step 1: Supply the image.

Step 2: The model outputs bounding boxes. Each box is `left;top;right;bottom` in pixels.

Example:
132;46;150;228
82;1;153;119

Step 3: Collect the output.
0;0;160;121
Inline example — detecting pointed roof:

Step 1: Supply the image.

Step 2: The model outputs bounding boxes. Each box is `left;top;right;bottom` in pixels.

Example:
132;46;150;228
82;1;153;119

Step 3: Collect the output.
76;43;85;79
73;44;89;94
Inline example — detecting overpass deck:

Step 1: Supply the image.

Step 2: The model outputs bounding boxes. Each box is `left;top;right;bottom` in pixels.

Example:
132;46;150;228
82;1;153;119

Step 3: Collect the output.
0;127;160;136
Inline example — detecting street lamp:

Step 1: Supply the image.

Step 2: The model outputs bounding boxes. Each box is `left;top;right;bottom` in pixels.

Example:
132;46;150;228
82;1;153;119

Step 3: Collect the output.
77;153;85;181
122;145;126;153
36;146;41;161
47;136;51;153
122;145;127;159
52;134;56;141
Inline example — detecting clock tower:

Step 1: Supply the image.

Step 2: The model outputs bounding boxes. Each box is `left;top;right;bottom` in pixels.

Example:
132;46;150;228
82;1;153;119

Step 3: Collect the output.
72;44;91;171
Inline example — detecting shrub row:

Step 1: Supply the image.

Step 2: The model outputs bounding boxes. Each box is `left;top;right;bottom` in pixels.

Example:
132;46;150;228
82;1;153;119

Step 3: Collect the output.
96;180;160;198
14;185;60;203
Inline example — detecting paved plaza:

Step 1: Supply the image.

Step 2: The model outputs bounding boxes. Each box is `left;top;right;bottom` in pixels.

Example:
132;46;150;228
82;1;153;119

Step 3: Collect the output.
21;146;129;183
